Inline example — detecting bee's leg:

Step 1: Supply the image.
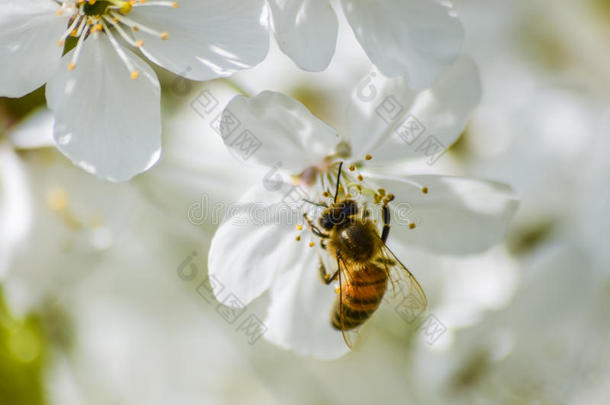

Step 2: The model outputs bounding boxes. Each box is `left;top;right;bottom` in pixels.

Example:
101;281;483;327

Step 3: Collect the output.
320;240;327;250
319;259;340;285
304;213;329;239
381;204;391;243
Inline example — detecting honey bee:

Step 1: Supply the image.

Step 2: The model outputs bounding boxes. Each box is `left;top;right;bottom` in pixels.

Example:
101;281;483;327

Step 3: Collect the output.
303;162;427;346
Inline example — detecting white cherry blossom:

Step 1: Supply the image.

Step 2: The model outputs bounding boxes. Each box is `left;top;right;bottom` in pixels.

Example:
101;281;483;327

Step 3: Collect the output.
0;0;269;181
208;57;519;358
267;0;464;89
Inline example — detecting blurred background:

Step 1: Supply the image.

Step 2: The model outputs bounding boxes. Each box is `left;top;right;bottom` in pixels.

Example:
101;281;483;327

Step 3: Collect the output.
1;0;609;403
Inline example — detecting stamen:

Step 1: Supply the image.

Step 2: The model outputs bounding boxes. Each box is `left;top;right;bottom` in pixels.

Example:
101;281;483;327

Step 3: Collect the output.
132;0;179;8
67;19;90;71
422;187;429;194
109;11;169;40
296;235;301;242
101;20;140;79
57;15;83;46
102;15;143;48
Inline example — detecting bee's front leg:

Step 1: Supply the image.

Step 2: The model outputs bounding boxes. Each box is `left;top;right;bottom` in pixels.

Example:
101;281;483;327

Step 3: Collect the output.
319;259;340;285
304;213;329;239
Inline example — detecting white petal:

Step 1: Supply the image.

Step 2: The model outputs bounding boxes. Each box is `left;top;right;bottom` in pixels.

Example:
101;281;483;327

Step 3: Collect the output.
268;0;338;71
0;1;68;97
129;0;269;81
264;247;350;359
341;0;464;89
347;56;480;164
369;174;519;255
208;183;304;306
46;33;161;182
220;91;339;173
0;143;32;279
9;108;55;149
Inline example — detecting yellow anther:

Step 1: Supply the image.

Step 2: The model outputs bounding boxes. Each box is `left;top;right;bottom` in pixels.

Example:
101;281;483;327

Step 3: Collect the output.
56;9;64;16
383;196;395;206
324;274;330;280
120;3;133;14
57;40;65;47
172;1;179;8
377;189;386;196
349;165;355;172
130;71;140;80
422;187;429;194
322;191;330;198
136;40;144;47
365;154;372;161
409;223;416;229
161;32;169;40
67;62;76;71
334;287;340;293
132;26;139;32
309;242;315;248
296;225;303;231
357;174;363;181
296;235;301;242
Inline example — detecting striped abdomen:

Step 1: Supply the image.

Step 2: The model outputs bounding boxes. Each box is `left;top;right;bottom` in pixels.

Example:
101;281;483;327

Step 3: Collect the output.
331;264;388;331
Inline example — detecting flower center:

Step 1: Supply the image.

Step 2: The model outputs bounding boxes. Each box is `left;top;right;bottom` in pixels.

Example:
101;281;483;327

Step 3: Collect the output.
55;0;178;79
292;149;430;244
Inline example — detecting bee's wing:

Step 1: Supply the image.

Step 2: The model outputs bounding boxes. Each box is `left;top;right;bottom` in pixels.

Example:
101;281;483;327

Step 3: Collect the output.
374;235;428;315
313;242;357;348
335;254;361;349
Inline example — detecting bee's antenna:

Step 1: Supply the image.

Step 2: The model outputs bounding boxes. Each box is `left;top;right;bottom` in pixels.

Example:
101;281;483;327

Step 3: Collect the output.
302;199;328;208
334;162;344;203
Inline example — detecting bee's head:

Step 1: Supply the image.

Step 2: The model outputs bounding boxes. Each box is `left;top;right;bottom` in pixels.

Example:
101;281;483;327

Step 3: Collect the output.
319;199;358;230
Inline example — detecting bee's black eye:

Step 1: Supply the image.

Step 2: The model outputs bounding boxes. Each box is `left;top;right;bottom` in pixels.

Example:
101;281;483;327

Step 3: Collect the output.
320;216;334;230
